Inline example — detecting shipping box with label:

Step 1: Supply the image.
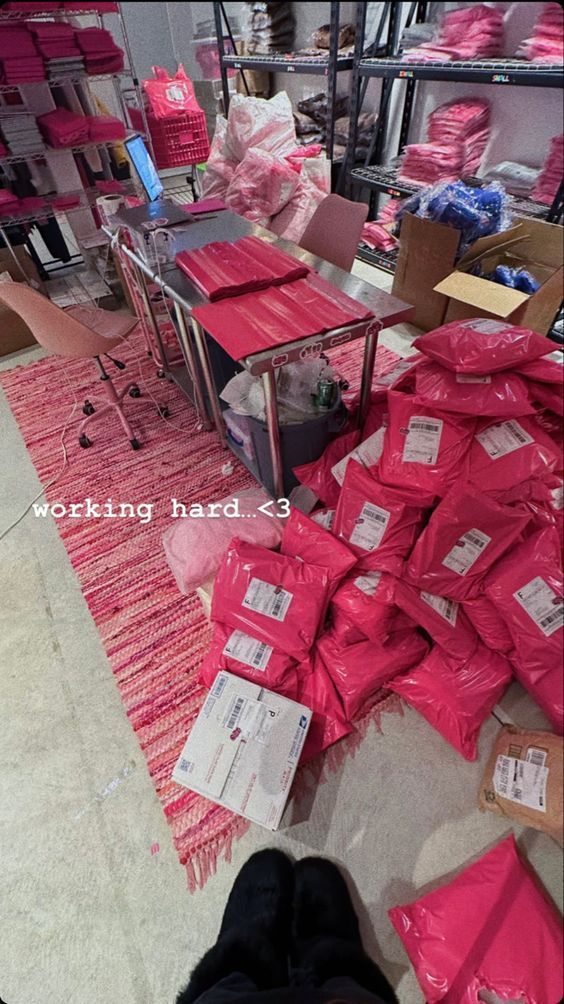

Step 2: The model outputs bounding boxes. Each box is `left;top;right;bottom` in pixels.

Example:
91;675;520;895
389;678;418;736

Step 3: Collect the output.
393;214;563;335
172;671;312;830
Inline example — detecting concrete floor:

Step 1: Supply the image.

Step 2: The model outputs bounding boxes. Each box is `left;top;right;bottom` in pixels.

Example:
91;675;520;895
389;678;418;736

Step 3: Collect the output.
0;261;562;1004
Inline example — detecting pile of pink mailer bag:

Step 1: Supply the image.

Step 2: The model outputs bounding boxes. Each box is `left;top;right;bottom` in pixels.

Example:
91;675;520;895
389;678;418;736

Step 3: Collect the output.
399;98;490;185
402;4;504;62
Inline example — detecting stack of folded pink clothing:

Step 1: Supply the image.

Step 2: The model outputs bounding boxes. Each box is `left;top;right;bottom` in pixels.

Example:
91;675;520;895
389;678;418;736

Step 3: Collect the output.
87;115;126;142
403;4;504;62
399;142;464;185
75;27;124;74
428;99;490;174
37;107;90;148
27;21;80;59
517;2;563;63
361;198;401;252
0;189;21;217
0;26;45;83
531;134;564;204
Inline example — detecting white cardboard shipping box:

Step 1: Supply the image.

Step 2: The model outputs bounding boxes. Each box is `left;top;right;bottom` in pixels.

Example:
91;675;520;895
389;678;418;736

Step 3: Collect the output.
172;672;312;830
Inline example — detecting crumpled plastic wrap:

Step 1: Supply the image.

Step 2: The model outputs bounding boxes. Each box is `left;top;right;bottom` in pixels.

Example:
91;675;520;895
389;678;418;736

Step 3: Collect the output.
225;91;296;163
225;146;300;221
201;115;237;199
220;359;337;425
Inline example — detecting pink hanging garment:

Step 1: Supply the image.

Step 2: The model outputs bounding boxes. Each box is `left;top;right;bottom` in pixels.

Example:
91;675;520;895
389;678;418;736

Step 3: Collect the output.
175;235;309;301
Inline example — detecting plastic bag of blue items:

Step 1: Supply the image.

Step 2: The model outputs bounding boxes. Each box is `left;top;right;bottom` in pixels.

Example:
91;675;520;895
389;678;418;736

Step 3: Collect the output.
394;179;512;258
479;263;541;294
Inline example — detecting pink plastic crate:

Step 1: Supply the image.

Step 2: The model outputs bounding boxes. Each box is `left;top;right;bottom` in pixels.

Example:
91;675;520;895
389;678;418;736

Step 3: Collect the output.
128;106;210;168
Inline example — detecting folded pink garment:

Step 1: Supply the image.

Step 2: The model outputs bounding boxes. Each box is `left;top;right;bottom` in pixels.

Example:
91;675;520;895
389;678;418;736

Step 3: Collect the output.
176;235;309;300
37;108;90;147
192;271;374;361
0;29;38;58
75;27;119;53
362;221;396;252
27;21;76;38
87;115;126;141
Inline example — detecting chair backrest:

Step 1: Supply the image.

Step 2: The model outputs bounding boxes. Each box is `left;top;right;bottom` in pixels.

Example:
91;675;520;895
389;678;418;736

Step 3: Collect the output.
298;194;369;272
0;281;121;359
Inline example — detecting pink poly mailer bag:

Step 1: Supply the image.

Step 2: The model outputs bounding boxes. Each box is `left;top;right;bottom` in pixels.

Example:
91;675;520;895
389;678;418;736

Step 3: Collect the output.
528;379;564;416
406;482;531;601
462;595;514;654
293;430;361;508
330;607;370;646
394;579;479;659
465;415;561;492
330;570;398;642
296;652;353;761
211;538;330;660
388;835;564;1004
162;488;285;593
388;643;512;760
413;318;554;374
485;527;563;732
517;349;564;384
414;359;535;417
317;628;429;723
334;460;428;574
199;621;298;694
281;507;357;594
378;390;476;498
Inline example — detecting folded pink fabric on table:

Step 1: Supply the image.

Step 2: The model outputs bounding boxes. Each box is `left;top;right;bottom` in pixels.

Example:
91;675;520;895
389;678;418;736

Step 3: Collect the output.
37;108;90;147
87;115;126;141
191;271;373;361
176;235;310;301
83;53;124;74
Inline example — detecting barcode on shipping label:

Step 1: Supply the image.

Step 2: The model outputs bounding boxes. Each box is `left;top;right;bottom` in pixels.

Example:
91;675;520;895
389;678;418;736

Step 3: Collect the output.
456;373;492;384
223;630;273;671
354;570;382;596
465;319;509;334
350;502;390;552
242;578;293;622
211;674;228;699
225;696;246;731
403;416;443;465
311;509;335;530
526;747;547;767
442;528;491;577
513;576;564;637
493;754;548;812
420;591;458;625
476;419;534;459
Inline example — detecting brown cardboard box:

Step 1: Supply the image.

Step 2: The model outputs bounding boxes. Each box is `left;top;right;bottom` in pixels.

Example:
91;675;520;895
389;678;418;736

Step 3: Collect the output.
434;216;564;336
0;247;44;357
392;212;460;330
392;213;564;336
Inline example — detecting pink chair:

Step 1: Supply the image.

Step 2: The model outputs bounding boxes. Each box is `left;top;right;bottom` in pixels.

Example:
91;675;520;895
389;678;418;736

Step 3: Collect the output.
0;283;167;450
299;194;369;272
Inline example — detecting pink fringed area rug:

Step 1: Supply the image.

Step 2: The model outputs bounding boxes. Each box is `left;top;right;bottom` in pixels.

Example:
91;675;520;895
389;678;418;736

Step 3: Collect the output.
1;329;402;890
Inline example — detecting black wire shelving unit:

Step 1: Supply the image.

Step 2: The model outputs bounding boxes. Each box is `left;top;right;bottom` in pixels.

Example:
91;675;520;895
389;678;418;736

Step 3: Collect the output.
212;1;354;161
344;2;564;273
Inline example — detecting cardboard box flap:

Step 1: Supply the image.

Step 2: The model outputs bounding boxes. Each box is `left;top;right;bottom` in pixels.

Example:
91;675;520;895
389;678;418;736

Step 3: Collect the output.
434;271;529;318
512;215;564;268
457;224;525;270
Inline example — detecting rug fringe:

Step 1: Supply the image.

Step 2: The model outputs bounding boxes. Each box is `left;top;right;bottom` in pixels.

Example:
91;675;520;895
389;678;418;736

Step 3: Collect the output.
184;817;251;893
293;692;404;804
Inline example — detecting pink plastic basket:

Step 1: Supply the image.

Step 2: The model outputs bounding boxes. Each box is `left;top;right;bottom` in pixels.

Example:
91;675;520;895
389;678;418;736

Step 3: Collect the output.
128;105;210;168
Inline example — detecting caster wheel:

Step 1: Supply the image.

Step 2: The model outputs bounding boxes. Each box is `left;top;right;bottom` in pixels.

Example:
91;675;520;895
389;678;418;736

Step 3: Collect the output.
339;379;350;391
157;405;170;418
157;369;166;379
128;384;141;398
79;434;92;448
130;438;141;450
82;400;95;416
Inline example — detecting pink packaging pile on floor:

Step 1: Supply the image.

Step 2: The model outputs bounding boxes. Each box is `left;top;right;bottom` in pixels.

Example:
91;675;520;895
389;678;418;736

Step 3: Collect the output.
402;4;504;62
399;99;490;185
531;133;564;205
516;1;564;64
389;835;563;1003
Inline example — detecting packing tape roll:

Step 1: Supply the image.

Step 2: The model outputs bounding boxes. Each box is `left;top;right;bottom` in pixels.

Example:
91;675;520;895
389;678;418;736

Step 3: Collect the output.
96;194;124;227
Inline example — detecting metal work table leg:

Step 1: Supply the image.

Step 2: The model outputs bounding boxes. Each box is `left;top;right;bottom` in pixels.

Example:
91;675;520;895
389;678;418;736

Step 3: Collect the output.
262;370;284;500
358;320;383;428
173;303;211;430
131;259;171;373
191;318;227;447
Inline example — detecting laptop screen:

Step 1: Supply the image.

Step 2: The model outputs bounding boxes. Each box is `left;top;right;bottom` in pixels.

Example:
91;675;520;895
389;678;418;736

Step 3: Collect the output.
125;134;163;202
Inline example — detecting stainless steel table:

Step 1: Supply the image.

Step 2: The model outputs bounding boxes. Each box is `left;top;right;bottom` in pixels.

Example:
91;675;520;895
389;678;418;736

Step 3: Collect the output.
109;210;412;497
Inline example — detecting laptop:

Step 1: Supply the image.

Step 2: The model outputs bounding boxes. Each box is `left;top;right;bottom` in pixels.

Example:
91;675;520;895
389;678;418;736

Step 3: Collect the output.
121;133;194;229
